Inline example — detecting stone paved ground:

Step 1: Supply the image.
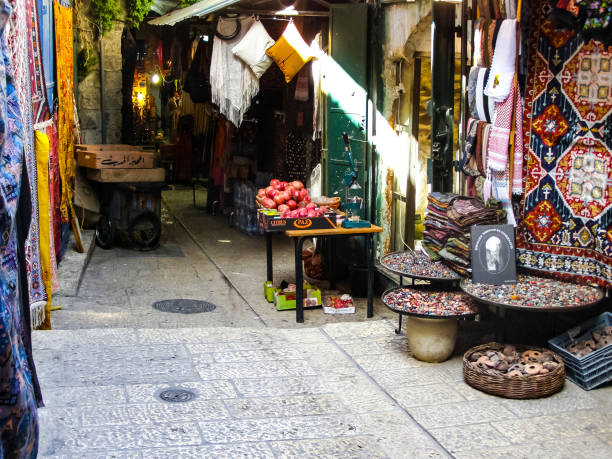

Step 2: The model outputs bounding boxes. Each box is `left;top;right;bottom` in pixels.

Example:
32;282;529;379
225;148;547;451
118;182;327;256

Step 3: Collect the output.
34;322;612;458
35;189;612;458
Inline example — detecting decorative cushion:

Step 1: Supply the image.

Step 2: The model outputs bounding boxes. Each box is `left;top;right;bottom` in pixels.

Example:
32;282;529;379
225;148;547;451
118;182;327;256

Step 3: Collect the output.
232;20;275;79
265;22;313;83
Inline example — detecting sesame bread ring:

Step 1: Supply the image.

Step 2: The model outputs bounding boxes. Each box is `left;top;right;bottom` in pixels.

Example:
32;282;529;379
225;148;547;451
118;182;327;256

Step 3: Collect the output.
524;362;543;375
522;350;542;360
507;369;523;378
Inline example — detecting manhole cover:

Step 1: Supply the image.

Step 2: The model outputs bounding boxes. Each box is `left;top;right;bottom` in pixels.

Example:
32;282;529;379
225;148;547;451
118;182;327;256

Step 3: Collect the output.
153;299;216;314
158;388;196;403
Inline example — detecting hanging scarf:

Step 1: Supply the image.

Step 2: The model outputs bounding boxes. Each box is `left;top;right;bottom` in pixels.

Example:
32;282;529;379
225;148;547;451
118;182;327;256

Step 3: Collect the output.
210;17;259;127
34;130;52;329
475;67;497;123
484;19;517;103
28;0;49;126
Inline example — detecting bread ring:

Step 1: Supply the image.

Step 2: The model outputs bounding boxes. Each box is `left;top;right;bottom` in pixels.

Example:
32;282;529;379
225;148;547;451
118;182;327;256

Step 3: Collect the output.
522;350;542;360
484;358;497;368
583;340;595;348
543;362;558;371
538;353;554;363
567;342;580;354
507;370;523;378
538;368;549;375
496;361;509;372
604;326;612;335
470;352;483;362
524;362;543;375
503;345;516;356
476;356;489;365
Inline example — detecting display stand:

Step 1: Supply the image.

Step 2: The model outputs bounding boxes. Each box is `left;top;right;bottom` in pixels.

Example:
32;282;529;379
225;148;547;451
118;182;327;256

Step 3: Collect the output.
380;250;465;334
381;286;478;362
460;275;604;341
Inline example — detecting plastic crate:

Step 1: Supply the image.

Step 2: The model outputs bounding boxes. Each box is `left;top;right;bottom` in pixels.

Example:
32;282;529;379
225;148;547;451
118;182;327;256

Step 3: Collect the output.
548;312;612;390
564;363;612;391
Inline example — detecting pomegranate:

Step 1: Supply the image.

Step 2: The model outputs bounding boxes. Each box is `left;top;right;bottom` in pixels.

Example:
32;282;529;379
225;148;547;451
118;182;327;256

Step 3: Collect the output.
273;194;285;206
287;199;297;210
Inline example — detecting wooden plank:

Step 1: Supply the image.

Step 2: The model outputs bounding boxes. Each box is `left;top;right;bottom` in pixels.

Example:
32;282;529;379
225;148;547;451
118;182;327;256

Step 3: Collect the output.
87;168;165;183
77;150;154;169
76;144;143;151
285;225;383;238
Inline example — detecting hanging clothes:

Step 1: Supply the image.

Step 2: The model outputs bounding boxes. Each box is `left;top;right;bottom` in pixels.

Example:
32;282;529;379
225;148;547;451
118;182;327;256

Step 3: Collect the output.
8;0;47;320
53;0;74;226
0;0;40;453
28;0;50;126
210;17;258;127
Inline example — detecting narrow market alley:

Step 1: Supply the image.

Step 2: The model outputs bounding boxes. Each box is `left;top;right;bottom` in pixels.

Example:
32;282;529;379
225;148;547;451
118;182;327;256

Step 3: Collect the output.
31;188;612;458
1;0;611;457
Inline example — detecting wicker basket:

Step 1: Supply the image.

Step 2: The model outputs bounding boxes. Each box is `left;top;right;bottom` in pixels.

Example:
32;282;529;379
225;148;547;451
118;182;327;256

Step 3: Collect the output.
463;342;565;399
312;196;341;210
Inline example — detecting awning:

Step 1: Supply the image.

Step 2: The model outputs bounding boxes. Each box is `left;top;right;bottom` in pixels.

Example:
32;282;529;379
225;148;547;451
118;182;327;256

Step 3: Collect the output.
148;0;240;26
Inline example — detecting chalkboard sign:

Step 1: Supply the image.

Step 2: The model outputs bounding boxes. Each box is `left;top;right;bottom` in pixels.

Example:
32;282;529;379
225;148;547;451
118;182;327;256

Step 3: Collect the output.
471;225;517;285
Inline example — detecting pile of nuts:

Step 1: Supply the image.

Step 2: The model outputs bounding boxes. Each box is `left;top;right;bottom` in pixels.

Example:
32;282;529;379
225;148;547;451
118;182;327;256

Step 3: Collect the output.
468;345;560;377
566;326;612;357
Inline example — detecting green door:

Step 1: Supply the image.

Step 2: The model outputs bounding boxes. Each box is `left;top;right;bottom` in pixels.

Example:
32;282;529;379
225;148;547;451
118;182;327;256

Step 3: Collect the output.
325;3;368;218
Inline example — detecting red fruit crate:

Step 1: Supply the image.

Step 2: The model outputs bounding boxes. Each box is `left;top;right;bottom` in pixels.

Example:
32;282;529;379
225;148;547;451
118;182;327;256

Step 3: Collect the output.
258;209;338;232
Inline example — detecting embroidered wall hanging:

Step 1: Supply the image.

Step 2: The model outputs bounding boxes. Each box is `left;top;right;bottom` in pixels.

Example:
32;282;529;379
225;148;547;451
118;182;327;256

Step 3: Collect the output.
517;0;612;287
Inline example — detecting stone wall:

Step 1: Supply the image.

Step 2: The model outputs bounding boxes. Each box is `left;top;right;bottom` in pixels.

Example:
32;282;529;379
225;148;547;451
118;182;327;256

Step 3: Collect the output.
76;2;124;144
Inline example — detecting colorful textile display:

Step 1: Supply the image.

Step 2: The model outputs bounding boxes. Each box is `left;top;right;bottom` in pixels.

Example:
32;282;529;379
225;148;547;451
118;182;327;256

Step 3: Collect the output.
0;0;39;452
517;1;612;287
8;0;47;316
53;0;74;224
424;193;506;275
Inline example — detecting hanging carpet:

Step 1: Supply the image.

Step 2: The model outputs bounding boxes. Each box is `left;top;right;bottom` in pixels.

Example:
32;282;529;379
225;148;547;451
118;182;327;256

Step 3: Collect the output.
517;0;612;287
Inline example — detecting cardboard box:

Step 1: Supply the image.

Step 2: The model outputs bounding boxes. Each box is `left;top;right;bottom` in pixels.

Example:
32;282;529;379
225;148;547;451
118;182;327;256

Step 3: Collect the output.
264;281;280;303
258;210;338;232
78;150;154;169
274;284;322;311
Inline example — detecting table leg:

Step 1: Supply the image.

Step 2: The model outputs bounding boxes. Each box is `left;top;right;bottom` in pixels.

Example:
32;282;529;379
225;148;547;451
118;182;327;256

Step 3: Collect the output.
395;314;402;334
295;237;305;323
367;233;374;318
399;275;403;286
266;232;273;283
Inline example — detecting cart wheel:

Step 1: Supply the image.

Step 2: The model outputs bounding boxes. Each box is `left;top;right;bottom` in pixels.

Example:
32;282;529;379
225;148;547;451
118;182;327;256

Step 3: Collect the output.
128;211;161;250
95;215;114;249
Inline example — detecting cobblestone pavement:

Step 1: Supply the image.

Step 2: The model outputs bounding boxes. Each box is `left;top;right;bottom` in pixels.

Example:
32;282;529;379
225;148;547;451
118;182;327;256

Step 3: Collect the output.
34;321;612;458
35;189;612;457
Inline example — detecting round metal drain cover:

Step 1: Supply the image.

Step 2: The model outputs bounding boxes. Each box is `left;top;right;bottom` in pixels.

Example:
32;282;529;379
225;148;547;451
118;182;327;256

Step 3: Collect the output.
158;388;196;403
153;299;216;314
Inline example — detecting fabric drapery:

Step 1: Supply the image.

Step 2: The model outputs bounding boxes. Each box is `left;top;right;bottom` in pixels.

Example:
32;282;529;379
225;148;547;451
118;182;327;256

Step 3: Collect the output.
35;130;52;329
0;0;39;453
8;0;47;317
53;0;74;225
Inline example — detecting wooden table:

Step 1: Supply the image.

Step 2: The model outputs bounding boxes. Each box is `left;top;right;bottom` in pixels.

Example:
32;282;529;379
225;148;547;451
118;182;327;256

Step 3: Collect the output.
265;225;382;323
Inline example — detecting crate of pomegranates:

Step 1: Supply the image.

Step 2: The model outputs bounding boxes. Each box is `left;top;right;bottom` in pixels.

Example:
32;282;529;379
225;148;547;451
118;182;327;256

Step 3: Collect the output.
257;179;338;232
